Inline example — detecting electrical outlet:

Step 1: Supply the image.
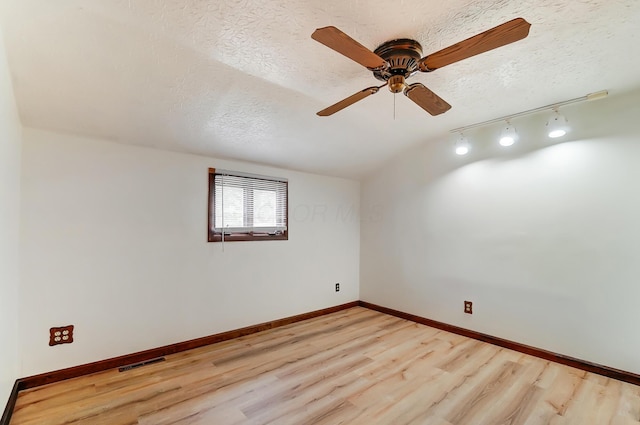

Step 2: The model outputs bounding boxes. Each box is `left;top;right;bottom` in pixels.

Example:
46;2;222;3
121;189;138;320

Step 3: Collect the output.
335;283;340;292
49;325;74;346
464;301;473;314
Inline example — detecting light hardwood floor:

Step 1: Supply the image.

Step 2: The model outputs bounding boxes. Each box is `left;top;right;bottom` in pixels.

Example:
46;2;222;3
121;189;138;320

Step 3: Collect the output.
10;307;640;424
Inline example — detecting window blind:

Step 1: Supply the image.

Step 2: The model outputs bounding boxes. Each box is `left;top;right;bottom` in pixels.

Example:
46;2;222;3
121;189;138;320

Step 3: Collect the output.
212;172;287;235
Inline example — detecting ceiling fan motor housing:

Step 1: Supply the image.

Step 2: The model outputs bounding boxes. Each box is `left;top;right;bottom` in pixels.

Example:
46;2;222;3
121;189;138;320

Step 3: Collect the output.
372;39;423;84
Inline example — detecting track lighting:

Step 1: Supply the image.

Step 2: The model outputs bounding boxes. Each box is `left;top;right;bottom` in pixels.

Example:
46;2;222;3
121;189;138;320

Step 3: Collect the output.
499;122;517;147
455;134;470;155
546;109;569;138
448;90;607;147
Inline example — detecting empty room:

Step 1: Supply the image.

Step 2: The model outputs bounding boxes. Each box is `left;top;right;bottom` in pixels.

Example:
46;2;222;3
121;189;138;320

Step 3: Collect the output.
2;1;640;424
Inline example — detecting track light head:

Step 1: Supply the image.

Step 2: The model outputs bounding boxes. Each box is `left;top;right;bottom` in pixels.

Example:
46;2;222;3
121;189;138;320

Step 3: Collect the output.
547;109;569;138
499;122;518;147
455;134;470;155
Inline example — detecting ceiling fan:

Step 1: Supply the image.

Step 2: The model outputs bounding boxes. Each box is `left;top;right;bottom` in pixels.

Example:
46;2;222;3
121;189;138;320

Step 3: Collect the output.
311;18;531;117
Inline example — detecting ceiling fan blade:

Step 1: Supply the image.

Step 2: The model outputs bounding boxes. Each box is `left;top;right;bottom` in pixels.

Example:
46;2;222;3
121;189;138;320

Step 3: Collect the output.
419;18;531;72
404;83;451;116
312;26;387;70
317;85;383;116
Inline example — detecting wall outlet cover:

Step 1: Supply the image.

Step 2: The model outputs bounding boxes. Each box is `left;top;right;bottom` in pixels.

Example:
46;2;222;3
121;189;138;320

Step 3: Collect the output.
464;301;473;314
50;325;74;346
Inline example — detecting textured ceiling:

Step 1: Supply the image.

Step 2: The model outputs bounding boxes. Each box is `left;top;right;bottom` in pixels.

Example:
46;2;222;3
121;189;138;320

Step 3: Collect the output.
1;0;639;178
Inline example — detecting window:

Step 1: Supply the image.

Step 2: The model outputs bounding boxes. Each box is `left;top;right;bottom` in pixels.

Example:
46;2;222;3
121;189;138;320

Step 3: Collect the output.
208;168;288;242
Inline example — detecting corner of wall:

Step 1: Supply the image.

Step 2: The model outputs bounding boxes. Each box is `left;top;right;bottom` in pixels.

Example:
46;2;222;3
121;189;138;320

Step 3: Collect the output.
0;22;23;408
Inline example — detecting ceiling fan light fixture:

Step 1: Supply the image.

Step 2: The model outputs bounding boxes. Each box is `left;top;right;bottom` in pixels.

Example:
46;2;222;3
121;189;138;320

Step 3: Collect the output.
455;134;470;155
547;109;569;138
388;75;406;93
499;122;518;147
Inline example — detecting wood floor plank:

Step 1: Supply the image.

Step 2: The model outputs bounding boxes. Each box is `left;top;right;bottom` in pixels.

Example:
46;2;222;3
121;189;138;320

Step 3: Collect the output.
10;307;640;425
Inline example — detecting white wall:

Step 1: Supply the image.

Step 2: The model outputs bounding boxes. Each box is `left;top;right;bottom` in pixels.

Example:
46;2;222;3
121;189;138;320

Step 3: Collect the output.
0;26;22;404
20;128;360;376
361;89;640;374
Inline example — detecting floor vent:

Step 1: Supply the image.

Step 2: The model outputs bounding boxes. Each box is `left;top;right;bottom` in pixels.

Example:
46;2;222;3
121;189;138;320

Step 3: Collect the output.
118;357;166;372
